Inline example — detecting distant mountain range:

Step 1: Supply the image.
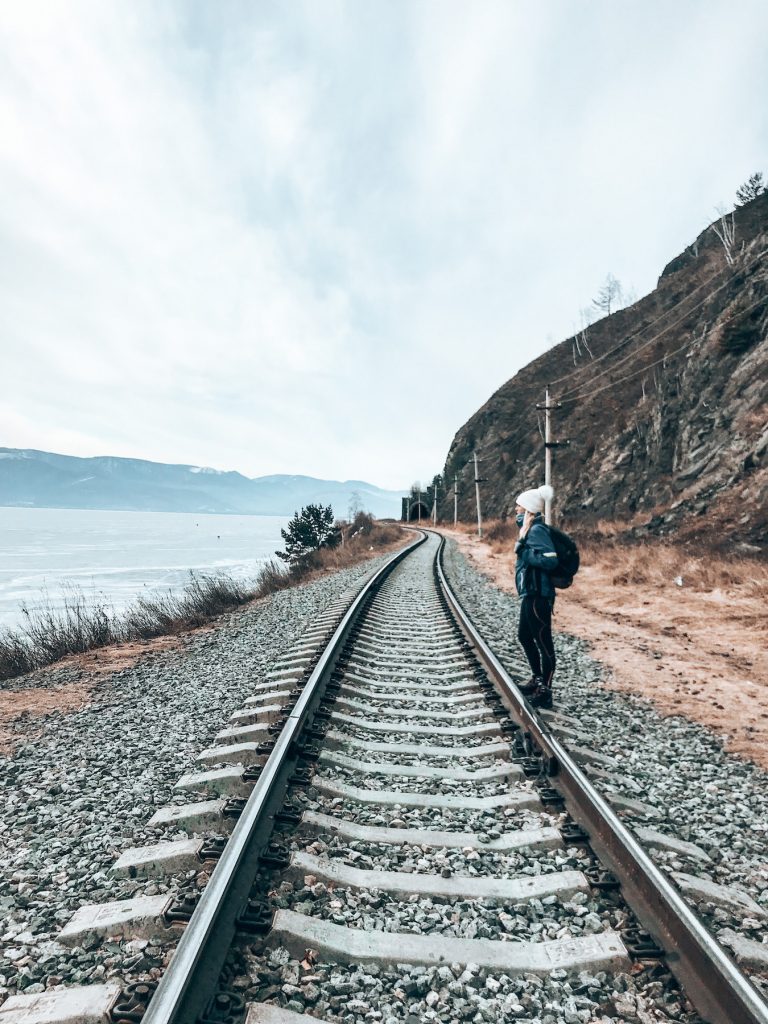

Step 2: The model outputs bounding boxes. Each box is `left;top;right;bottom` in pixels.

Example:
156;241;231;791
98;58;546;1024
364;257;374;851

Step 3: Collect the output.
0;449;403;519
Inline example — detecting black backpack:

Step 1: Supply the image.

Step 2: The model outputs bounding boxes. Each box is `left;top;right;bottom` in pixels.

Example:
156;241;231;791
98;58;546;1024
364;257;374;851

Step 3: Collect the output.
545;525;580;589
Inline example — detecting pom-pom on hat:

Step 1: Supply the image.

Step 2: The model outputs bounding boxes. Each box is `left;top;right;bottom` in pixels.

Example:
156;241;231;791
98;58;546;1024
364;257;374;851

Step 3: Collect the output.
516;484;554;514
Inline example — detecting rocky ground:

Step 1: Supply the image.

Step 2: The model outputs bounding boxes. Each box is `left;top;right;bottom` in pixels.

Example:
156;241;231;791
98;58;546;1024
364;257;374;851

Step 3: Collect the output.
235;537;705;1024
1;534;766;1018
440;537;768;995
0;553;395;1002
440;524;768;768
241;947;690;1024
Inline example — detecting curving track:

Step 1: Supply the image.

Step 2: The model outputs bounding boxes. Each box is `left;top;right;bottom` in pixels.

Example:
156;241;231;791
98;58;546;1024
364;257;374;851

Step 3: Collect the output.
2;531;767;1024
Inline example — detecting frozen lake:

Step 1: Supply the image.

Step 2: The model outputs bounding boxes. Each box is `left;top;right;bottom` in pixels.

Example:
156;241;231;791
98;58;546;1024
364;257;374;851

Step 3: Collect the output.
0;507;289;630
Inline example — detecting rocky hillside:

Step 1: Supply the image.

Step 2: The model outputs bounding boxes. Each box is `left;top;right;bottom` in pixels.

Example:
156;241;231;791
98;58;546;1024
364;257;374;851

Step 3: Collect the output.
439;193;768;552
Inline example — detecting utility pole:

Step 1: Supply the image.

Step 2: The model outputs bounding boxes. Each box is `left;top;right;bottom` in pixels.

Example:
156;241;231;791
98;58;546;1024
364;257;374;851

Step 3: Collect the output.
453;474;458;526
473;451;483;538
417;488;422;524
432;482;438;525
536;386;568;525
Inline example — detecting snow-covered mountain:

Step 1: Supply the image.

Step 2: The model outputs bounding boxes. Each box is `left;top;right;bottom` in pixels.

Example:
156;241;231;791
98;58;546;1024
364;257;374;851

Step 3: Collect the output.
0;449;403;519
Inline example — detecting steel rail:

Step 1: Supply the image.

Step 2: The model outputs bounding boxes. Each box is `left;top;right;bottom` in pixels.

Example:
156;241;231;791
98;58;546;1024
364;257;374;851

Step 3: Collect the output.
141;530;426;1024
435;532;768;1024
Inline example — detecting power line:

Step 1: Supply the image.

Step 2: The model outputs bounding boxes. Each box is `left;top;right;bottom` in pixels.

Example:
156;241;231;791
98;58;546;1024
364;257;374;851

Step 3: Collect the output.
561;291;766;405
557;249;765;401
560;338;695;404
449;251;766;487
557;270;744;400
548;262;728;390
447;257;766;517
549;248;766;394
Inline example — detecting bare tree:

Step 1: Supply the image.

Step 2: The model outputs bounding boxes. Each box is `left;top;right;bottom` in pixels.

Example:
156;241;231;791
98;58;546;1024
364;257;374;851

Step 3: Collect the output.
712;204;736;266
736;172;765;206
592;274;622;316
347;490;363;521
570;304;599;365
577;307;594;357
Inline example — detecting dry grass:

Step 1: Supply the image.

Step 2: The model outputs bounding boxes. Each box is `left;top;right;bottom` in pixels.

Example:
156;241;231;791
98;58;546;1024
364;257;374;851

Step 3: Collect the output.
574;517;768;593
0;521;408;683
583;539;768;594
295;518;404;575
122;573;256;639
449;517;768;595
483;519;517;547
0;573;259;681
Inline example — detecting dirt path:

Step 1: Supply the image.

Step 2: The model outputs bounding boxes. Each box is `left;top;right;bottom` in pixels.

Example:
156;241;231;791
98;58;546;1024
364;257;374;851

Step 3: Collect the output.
0;637;187;754
441;526;768;770
0;680;100;754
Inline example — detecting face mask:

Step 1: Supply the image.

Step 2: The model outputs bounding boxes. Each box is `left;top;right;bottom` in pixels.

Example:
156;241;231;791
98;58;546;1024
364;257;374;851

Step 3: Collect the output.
515;513;525;528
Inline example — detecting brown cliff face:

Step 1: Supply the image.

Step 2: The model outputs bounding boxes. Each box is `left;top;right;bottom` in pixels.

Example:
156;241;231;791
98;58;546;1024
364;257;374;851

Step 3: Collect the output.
439;194;768;552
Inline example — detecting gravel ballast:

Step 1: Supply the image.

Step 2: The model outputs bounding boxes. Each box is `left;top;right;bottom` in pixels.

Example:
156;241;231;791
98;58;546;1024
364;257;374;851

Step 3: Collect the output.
238;534;705;1024
442;537;768;992
2;531;762;1021
0;554;395;1002
240;945;694;1024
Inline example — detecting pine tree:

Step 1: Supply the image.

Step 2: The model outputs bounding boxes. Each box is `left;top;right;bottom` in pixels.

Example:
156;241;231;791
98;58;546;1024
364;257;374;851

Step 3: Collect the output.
736;172;765;206
277;504;339;563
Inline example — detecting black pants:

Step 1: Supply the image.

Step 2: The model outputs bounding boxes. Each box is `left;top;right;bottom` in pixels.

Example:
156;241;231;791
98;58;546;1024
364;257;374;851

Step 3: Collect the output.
518;596;556;687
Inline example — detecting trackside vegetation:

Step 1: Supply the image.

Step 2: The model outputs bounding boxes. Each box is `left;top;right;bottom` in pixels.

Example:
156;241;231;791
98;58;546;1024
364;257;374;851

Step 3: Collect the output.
0;512;404;681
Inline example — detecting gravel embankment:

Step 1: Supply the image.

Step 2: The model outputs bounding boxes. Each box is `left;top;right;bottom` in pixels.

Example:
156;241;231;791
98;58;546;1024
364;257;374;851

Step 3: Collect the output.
238;537;703;1024
442;538;768;989
0;555;394;1002
244;948;687;1024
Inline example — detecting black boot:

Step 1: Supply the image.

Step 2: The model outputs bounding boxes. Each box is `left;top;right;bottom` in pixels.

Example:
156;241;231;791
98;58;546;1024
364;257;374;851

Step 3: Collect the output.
517;675;542;696
530;684;553;710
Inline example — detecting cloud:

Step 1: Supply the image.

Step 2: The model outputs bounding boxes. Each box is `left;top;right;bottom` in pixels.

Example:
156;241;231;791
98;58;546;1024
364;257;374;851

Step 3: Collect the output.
1;1;767;490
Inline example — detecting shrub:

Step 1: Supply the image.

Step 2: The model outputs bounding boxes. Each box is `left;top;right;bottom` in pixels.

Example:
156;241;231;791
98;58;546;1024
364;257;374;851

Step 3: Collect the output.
122;573;253;639
736;172;765;206
253;558;291;597
0;519;407;682
0;633;36;679
350;510;375;535
485;520;516;544
16;589;118;663
0;572;259;680
277;504;339;564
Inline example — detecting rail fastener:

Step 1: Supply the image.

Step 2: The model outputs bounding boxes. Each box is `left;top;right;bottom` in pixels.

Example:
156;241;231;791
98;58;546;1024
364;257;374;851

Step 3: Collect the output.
109;982;158;1024
199;837;229;862
197;990;246;1024
163;895;200;927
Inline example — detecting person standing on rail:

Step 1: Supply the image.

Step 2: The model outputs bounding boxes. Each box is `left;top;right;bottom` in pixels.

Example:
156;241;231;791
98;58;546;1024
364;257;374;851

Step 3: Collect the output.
513;484;558;709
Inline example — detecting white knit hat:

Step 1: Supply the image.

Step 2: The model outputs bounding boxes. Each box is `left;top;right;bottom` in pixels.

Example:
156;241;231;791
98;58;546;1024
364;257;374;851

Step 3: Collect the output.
516;484;554;514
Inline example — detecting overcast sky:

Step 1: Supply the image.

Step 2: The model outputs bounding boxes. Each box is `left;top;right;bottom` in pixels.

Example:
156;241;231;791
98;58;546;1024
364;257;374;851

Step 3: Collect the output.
1;1;766;491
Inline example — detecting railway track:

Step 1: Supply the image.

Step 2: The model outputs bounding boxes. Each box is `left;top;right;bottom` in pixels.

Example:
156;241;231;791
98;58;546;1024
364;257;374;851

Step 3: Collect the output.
2;530;767;1024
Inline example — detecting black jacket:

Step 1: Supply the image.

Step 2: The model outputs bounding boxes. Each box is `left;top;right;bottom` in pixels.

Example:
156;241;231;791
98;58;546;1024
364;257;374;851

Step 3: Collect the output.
514;518;559;599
